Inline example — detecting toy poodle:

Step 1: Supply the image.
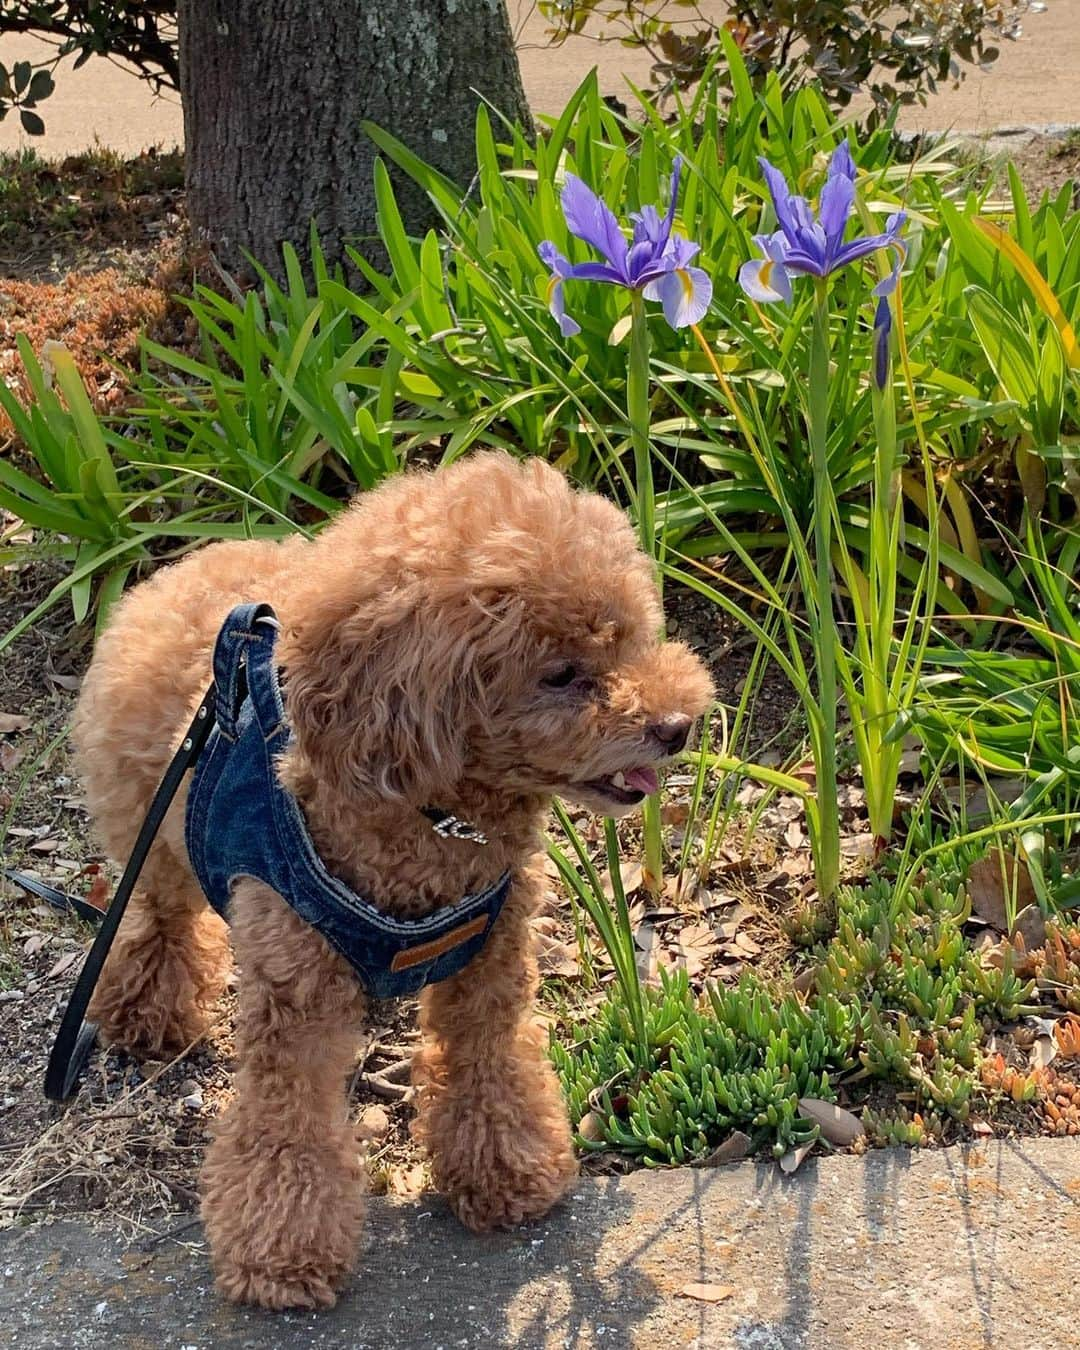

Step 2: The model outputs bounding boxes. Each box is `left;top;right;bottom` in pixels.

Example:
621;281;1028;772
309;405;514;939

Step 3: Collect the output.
72;451;713;1309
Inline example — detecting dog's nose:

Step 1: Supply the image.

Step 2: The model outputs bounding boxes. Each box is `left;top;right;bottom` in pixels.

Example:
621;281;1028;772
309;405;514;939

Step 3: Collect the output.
648;713;692;754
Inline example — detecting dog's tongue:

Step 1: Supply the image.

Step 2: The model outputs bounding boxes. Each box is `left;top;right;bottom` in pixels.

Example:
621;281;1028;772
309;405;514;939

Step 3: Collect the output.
625;766;659;795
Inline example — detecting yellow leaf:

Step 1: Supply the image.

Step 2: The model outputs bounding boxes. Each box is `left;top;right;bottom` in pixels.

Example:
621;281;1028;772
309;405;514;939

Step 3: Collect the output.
972;217;1080;369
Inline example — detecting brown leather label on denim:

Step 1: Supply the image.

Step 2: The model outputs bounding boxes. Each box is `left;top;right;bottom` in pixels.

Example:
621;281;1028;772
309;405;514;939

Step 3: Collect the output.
389;915;489;972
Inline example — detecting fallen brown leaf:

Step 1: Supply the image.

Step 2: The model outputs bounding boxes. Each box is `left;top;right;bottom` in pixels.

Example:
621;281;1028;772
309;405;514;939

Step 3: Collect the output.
601;859;643;901
967;852;1046;948
671;922;717;978
0;712;30;734
731;931;762;957
715;905;752;941
661;801;690;828
578;1111;605;1142
386;1163;426;1197
84;873;110;911
797;1098;865;1147
45;951;81;980
355;1104;390;1143
779;1140;816;1174
633;919;662;985
534;929;579;978
0;742;24;773
44;656;80;691
679;1283;735;1304
691;1130;751;1168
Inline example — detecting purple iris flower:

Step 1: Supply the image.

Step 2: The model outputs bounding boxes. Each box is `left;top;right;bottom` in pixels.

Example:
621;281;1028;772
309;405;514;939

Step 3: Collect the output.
739;143;905;304
739;142;906;390
538;157;712;336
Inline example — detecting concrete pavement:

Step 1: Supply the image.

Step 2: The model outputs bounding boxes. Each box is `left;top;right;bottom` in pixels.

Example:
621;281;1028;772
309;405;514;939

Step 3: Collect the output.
3;1136;1078;1349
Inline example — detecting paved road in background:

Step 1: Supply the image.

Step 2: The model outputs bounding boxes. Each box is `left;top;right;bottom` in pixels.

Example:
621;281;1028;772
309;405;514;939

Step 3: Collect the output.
0;2;1076;160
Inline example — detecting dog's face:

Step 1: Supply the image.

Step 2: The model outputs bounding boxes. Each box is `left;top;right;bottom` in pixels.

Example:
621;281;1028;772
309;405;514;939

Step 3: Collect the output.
285;454;714;815
463;532;713;818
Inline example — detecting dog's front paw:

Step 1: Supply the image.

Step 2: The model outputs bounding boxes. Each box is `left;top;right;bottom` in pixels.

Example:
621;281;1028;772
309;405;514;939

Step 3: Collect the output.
431;1112;578;1232
215;1260;344;1311
201;1113;364;1309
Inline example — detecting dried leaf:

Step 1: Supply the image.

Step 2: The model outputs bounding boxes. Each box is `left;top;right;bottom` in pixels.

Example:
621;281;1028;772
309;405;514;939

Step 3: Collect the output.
661;801;690;828
44;656;80;691
731;931;762;957
578;1111;605;1142
355;1105;390;1142
798;1098;865;1147
840;833;877;862
387;1163;426;1197
633;919;662;985
714;905;752;942
0;742;24;772
671;922;717;978
28;837;59;853
601;860;643;901
534;929;579;978
1029;1034;1057;1070
679;1283;735;1304
84;873;109;911
792;966;817;994
779;1140;816;1174
0;712;30;734
691;1130;751;1168
967;852;1046;948
45;950;80;980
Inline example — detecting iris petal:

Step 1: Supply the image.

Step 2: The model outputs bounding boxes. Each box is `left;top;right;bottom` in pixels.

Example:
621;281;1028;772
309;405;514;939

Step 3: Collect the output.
663;233;701;267
642;266;713;328
830;232;903;271
538;240;572;277
657;155;682;252
759;157;804;246
738;256;792;304
546;275;581;337
561;174;630;281
818;171;855;256
543;158;707;334
828;141;857;184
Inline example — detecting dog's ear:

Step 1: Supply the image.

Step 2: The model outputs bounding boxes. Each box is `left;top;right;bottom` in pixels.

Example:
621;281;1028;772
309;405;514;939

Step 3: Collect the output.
282;587;485;804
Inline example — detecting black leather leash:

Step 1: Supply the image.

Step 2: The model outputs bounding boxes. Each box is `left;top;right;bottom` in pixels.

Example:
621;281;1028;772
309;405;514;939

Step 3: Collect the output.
3;683;217;1102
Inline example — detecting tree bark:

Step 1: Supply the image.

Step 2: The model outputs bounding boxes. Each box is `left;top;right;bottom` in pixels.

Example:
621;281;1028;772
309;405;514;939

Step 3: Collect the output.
176;0;531;277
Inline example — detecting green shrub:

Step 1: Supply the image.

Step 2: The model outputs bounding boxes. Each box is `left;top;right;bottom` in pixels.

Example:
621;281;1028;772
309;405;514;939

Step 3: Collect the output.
539;1;1034;123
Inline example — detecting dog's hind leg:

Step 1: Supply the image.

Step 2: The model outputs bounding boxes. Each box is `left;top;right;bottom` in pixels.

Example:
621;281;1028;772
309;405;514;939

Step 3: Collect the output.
89;854;229;1057
200;879;367;1311
412;863;578;1231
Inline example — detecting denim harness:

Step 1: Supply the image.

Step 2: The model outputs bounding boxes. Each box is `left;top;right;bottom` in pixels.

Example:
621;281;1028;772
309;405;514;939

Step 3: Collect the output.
184;602;511;999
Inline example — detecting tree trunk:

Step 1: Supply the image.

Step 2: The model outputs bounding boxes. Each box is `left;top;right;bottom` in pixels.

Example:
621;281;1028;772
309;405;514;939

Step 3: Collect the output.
176;0;531;277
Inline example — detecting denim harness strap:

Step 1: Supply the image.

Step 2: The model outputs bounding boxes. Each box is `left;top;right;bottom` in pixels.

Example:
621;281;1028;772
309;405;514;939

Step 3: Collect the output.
184;603;512;999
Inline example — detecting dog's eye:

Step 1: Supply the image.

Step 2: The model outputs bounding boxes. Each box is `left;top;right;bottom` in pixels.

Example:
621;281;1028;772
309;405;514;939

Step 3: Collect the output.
541;663;579;690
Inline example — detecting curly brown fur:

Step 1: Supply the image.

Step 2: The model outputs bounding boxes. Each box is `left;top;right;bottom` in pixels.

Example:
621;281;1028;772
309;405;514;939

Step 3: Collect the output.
73;452;713;1310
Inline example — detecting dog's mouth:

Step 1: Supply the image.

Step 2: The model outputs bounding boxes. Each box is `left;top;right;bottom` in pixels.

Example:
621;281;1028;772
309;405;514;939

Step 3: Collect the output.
573;765;659;807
